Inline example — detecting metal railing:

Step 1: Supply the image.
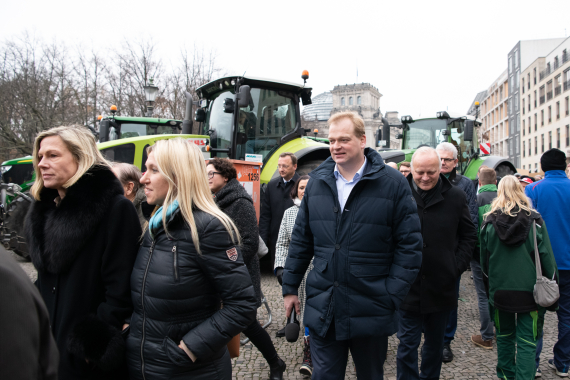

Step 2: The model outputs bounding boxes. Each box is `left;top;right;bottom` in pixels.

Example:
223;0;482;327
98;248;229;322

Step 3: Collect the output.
563;53;569;64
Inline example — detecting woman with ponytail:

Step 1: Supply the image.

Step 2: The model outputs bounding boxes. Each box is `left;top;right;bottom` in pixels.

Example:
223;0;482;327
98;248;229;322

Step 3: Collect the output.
126;138;257;380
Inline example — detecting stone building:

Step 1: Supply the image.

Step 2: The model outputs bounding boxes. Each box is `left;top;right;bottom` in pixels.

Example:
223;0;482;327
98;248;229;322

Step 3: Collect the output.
301;83;400;149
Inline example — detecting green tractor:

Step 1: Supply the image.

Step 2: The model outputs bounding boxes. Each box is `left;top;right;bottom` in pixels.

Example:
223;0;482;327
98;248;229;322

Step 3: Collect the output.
378;109;517;179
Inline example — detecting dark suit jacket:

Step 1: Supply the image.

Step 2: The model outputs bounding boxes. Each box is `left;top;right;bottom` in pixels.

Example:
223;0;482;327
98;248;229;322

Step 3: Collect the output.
0;248;58;380
259;172;299;263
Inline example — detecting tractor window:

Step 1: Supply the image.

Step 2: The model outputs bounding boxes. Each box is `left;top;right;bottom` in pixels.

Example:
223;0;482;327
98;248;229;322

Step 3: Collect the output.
236;88;296;161
2;163;34;185
203;90;235;158
449;120;472;174
402;119;447;149
100;143;136;164
109;123;179;140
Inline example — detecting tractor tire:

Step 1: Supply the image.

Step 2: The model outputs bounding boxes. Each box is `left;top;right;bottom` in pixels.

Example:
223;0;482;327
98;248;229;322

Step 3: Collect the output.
297;160;326;176
3;193;32;260
495;163;516;178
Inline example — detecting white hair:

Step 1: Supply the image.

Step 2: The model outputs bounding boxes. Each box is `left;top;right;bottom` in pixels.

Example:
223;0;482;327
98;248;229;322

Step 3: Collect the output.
436;142;458;160
411;147;442;171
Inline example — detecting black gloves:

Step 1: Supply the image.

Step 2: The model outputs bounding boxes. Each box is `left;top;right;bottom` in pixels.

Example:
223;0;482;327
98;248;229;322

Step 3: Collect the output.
275;267;284;286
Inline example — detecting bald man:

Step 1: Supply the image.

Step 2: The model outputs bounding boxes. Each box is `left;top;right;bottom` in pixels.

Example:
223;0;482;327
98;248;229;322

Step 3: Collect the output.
387;162;398;170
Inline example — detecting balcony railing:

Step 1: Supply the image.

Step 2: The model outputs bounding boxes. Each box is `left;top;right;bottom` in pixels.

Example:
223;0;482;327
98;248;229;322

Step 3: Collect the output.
555;86;562;96
564;53;569;64
540;96;545;104
540;67;552;81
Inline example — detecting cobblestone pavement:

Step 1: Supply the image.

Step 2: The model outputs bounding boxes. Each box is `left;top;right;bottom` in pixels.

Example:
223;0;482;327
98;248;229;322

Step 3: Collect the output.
12;250;560;380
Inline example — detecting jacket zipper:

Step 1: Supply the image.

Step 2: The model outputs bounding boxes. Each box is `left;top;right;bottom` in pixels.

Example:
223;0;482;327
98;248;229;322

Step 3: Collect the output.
173;245;179;282
140;240;156;380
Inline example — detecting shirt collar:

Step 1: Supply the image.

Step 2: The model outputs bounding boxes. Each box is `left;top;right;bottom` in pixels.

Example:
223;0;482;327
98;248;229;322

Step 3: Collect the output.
334;156;367;182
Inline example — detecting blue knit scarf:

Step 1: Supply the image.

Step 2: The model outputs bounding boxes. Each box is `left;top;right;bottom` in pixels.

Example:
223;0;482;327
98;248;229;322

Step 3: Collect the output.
149;200;179;239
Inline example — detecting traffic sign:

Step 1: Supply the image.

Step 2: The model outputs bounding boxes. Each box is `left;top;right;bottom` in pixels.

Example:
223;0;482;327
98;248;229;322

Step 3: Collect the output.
480;143;490;155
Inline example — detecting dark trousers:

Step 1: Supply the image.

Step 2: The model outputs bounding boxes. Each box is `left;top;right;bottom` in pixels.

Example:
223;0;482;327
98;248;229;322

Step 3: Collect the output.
443;277;461;344
536;269;570;371
242;320;278;365
397;309;449;380
311;322;388;380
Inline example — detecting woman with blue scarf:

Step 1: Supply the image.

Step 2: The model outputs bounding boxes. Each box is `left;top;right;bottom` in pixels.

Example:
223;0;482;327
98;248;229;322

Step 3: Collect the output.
125;138;257;380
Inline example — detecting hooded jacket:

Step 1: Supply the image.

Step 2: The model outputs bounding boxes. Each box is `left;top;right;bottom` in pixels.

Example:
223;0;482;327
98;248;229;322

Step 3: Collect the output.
25;165;142;379
481;209;558;313
214;178;261;307
126;206;257;380
282;148;423;340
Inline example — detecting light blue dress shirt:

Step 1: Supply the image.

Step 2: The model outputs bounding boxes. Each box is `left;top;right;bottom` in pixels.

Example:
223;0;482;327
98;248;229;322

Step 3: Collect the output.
333;157;367;212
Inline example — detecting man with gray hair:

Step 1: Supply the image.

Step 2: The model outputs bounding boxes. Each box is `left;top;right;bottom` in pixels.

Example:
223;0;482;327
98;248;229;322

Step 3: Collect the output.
397;147;477;380
436;142;478;362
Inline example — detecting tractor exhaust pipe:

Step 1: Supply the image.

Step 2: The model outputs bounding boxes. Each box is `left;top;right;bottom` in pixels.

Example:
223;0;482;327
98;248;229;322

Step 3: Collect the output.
182;91;193;134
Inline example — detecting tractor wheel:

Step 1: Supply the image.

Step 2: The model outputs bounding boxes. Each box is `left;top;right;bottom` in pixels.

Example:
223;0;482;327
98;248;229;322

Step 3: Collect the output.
297;160;326;176
495;163;516;178
3;193;32;260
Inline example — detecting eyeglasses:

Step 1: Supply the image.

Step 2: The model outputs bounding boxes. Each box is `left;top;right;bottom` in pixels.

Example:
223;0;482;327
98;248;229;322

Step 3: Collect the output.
441;158;456;163
207;171;221;179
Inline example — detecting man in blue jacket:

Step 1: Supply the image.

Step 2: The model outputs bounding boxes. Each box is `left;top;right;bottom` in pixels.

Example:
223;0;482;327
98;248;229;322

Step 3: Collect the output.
282;111;423;380
526;148;570;377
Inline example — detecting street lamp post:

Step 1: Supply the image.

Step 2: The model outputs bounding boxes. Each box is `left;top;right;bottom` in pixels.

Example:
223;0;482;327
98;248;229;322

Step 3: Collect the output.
143;78;159;117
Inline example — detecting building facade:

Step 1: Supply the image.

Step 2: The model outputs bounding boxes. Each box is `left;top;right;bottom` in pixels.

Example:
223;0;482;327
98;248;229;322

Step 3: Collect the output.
520;37;570;172
478;70;509;157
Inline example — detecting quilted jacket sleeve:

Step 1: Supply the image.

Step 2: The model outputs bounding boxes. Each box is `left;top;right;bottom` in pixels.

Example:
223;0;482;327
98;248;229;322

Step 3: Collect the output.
385;177;423;309
182;217;257;360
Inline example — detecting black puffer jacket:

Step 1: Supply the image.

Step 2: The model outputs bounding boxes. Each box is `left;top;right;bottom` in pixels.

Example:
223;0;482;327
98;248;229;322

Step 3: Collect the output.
214;178;261;307
126;207;257;380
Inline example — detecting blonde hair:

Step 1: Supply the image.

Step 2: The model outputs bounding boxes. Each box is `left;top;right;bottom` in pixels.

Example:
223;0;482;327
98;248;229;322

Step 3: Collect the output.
148;138;240;253
31;125;109;200
328;112;365;138
484;175;533;219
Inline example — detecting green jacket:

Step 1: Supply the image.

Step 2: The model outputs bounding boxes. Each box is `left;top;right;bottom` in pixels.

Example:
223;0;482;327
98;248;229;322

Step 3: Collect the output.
474;184;497;262
481;209;558;313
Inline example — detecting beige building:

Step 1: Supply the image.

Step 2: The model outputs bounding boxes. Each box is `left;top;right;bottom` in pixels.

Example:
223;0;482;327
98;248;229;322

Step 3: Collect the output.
520;37;570;172
479;70;509;157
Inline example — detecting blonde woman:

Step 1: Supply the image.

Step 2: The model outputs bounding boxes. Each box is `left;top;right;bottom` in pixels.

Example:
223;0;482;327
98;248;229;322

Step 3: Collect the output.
125;138;257;380
480;175;558;380
25;126;142;379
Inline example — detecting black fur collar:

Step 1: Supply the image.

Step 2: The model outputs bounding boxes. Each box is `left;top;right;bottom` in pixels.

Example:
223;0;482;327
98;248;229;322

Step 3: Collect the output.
25;165;124;274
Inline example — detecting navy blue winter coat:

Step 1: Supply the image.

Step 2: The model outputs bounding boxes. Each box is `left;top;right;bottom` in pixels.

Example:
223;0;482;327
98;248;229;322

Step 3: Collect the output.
282;148;423;340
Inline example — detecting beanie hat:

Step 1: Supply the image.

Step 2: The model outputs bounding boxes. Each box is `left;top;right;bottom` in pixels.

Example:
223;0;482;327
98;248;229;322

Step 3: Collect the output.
540;148;567;172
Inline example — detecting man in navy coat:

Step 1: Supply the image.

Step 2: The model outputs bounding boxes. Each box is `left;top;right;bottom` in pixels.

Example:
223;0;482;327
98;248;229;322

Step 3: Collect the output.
282;111;423;380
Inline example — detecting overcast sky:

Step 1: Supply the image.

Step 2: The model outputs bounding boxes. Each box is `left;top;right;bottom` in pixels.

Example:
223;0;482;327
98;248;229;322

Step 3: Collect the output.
3;0;570;118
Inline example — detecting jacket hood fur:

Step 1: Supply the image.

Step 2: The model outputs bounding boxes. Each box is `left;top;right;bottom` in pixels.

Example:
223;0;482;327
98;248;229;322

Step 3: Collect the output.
26;165;124;274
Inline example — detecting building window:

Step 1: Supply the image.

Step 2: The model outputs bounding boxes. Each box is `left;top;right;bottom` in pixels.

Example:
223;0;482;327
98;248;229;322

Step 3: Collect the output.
523;78;525;93
557;128;561;148
528;117;531;134
535;90;538;108
534;113;538;131
514;51;518;68
554;56;559;70
523;165;526;170
534;68;537;85
528;95;531;112
541;134;544;153
516;136;519;154
523;99;525;114
557;102;560;119
523;141;526;157
564;70;570;91
357;96;361;105
549;131;552;149
528;73;531;90
523;119;526;135
548;106;552;123
566;96;569;116
341;97;345;106
528;139;532;156
567;125;570;146
535;136;538;154
535;163;538;171
541;110;544;126
555;75;562;96
349;97;353;106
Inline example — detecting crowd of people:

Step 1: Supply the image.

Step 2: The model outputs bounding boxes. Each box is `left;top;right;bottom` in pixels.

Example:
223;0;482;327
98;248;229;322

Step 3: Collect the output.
0;111;569;380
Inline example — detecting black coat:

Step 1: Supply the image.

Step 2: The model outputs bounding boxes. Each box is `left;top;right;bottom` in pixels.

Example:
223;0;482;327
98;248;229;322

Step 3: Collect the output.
400;174;477;314
126;208;257;380
25;166;142;379
259;172;299;262
214;178;261;307
0;247;58;380
283;149;423;340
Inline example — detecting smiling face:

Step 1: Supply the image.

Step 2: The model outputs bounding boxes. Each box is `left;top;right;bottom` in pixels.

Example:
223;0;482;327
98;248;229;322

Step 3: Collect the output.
412;152;441;191
328;117;366;168
37;136;78;197
140;152;170;206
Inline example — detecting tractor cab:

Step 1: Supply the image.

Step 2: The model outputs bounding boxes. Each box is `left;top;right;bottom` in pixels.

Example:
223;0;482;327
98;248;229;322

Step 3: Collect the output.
194;75;313;164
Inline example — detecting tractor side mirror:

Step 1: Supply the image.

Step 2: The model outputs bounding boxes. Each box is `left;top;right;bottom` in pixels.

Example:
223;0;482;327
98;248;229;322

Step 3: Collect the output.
464;120;474;141
396;133;403;139
441;129;450;137
237;85;251;108
195;108;206;122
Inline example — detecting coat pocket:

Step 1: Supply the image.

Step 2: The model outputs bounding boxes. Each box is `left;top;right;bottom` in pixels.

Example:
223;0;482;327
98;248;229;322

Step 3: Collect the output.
313;257;328;273
164;337;195;367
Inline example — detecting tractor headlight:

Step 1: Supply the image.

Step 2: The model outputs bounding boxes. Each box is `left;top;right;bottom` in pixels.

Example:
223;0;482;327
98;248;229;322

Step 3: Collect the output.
1;166;11;174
